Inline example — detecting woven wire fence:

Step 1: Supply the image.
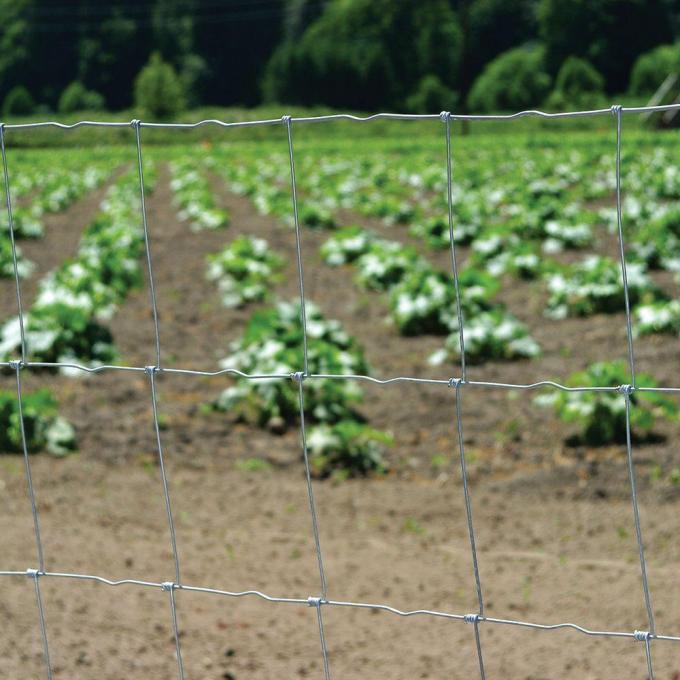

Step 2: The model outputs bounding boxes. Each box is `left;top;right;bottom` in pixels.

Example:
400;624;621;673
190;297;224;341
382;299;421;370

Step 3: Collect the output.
1;103;680;679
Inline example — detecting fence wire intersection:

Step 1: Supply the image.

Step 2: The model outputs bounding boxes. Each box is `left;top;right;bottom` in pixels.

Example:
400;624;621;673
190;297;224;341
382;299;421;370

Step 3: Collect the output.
1;102;680;679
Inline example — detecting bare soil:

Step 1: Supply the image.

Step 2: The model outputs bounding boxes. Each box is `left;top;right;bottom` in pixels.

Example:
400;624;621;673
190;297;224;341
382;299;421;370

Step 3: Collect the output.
1;162;680;679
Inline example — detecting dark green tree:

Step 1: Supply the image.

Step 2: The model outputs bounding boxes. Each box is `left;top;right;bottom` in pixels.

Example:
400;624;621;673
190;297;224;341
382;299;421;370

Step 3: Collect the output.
538;0;675;93
262;0;462;109
467;44;551;112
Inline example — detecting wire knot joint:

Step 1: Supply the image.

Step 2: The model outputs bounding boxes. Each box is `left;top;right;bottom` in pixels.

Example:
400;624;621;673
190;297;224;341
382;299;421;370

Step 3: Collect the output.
8;359;23;371
448;377;463;389
130;119;141;129
281;115;292;126
144;365;159;375
291;371;306;383
26;568;40;578
464;613;480;624
634;630;651;642
307;596;323;608
440;111;450;123
618;383;634;395
161;581;176;592
611;104;622;117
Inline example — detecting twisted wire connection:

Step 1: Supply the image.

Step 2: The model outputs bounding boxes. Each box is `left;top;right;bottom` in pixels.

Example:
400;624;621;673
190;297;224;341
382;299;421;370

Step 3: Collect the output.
1;106;679;678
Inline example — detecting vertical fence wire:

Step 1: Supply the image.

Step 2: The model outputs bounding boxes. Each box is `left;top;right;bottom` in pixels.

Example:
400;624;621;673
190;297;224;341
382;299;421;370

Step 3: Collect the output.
441;112;467;381
28;570;53;680
452;380;486;678
133;122;185;676
0;125;27;362
285;115;332;678
3;123;53;679
133;120;162;368
612;105;637;387
284;115;309;375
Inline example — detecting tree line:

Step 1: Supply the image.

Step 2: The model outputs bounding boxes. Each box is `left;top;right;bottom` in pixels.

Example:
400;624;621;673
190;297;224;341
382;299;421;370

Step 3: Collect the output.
1;0;678;118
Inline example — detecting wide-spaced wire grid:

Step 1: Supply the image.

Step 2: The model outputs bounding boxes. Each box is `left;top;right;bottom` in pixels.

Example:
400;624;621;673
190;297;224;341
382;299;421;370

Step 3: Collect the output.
0;103;679;680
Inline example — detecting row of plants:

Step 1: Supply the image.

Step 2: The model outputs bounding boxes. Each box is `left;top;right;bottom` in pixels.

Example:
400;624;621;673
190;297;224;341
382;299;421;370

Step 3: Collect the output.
0;388;75;456
0;166;158;369
206;235;284;308
321;226;540;364
169;159;230;231
212;300;391;477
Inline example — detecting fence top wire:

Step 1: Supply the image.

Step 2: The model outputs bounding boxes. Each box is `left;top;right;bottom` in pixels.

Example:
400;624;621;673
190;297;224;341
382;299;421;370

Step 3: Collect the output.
2;103;679;679
0;102;679;131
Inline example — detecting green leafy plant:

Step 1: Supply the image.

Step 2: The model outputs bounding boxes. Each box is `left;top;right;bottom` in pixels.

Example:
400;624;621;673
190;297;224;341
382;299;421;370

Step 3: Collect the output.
213;301;369;428
307;421;391;477
545;256;661;319
0;389;76;456
535;361;678;445
206;236;283;308
58;81;105;113
170;160;229;231
134;52;186;119
635;300;680;336
3;86;35;117
320;226;377;265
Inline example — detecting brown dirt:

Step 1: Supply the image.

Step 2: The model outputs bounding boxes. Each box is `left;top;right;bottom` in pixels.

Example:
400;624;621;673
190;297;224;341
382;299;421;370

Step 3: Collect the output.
1;162;680;678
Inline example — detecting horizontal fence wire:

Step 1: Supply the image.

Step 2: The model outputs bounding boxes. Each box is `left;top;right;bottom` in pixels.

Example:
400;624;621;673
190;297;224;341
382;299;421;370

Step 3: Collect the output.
1;102;679;679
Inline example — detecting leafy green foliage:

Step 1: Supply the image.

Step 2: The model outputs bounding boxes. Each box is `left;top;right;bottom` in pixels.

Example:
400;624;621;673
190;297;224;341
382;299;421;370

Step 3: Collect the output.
0;168;157;367
212;300;393;477
206;236;283;308
536;361;678;445
0;388;75;456
262;0;462;110
355;241;426;291
307;421;391;478
629;42;680;95
545;256;661;319
213;301;368;428
320;226;378;265
3;86;35;116
406;74;458;114
635;300;680;336
546;57;605;109
170;160;229;231
538;0;674;93
467;44;552;112
134;52;186;119
58;81;105;113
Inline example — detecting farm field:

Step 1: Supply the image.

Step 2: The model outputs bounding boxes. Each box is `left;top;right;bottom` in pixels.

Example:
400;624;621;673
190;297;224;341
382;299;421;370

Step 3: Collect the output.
1;116;680;678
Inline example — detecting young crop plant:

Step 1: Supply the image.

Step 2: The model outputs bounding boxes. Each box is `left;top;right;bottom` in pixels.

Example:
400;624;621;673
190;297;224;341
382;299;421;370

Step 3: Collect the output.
213;301;390;477
0;238;33;279
320;225;378;265
0;388;75;456
306;421;392;478
213;300;369;428
206;236;284;308
355;240;427;291
635;300;680;336
170;160;229;231
469;229;544;279
535;360;677;445
545;255;662;319
389;267;498;336
430;309;540;365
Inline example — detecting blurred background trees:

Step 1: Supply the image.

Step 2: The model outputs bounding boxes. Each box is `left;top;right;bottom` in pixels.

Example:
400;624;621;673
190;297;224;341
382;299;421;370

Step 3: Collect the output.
0;0;677;116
